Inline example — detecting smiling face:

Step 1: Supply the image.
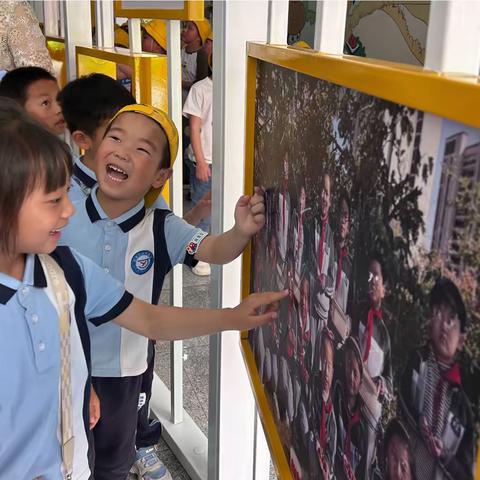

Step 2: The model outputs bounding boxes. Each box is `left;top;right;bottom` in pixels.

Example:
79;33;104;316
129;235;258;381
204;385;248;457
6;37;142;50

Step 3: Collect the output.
24;79;65;135
16;181;74;254
95;112;171;210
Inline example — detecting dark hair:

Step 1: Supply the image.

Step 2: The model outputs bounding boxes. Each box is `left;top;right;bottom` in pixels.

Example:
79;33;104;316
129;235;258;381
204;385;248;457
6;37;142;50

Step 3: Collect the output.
430;277;467;332
58;73;136;136
0;98;72;252
384;419;416;479
343;336;363;379
0;67;57;105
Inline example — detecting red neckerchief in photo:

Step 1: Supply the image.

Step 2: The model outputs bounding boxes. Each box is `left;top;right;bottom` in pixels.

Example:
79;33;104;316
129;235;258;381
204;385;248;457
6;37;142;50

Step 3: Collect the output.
320;399;333;451
344;407;361;466
317;215;328;278
431;362;461;435
363;306;382;362
335;246;348;292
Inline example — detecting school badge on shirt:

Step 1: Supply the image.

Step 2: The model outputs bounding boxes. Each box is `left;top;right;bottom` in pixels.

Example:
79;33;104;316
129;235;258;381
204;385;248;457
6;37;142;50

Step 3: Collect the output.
131;250;154;275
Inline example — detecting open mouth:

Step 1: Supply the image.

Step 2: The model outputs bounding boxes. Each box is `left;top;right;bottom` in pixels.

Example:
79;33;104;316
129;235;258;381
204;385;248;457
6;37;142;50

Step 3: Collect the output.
106;163;129;182
50;225;65;236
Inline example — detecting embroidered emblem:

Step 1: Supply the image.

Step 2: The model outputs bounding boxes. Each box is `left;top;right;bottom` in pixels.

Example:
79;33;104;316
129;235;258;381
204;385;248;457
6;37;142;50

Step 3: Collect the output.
131;250;154;275
186;231;208;255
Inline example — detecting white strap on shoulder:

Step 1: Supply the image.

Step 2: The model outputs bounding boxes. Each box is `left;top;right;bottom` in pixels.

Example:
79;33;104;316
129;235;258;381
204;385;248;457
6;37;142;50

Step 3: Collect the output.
38;254;75;480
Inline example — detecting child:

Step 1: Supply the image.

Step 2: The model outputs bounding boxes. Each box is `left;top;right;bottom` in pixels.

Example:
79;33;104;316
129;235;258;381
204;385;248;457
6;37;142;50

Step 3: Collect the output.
309;328;337;479
355;258;392;401
58;73;208;222
383;419;416;480
312;172;335;371
0;66;65;135
183;52;213;275
181;20;210;104
58;73;137;202
0;97;285;479
59;103;272;480
334;336;369;480
334;194;352;314
399;277;474;480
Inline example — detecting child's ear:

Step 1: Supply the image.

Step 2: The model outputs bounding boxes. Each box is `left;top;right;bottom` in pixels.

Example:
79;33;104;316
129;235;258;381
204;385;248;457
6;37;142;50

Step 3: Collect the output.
152;168;173;189
72;130;94;151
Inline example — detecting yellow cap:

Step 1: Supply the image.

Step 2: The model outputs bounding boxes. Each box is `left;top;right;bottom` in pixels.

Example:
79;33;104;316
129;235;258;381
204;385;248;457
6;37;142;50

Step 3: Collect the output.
206;30;213;42
293;40;311;49
143;20;167;51
193;19;212;45
110;104;179;207
114;25;130;48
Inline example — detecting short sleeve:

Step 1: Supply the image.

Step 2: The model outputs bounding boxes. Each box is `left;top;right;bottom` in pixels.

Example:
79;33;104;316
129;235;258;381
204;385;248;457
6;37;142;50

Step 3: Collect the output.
164;213;208;266
7;1;54;73
183;82;203;119
70;249;133;325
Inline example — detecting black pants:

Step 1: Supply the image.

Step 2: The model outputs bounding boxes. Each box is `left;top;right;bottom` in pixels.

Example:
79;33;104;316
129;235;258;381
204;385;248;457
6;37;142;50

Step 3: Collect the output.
135;340;162;448
91;375;142;480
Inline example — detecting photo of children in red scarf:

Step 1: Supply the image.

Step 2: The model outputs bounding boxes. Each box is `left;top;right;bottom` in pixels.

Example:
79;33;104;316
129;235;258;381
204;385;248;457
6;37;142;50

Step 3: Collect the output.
248;60;479;479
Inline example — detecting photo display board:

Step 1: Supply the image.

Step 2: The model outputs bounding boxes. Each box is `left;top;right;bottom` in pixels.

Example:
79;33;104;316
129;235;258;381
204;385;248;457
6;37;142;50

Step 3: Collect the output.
242;43;480;480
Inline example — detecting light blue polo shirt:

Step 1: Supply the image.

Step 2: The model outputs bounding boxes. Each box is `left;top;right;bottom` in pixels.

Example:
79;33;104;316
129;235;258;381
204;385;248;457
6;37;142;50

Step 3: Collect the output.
60;187;207;377
0;247;133;479
69;155;169;209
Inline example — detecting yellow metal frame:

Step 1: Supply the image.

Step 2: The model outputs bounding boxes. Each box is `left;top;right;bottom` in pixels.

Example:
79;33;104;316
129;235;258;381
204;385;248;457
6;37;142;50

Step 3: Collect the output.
114;0;204;20
75;45;171;203
240;42;480;480
46;36;67;87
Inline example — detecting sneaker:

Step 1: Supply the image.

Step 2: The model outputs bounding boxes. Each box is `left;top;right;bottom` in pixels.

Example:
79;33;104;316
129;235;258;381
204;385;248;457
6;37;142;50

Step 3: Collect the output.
192;261;211;276
131;447;172;480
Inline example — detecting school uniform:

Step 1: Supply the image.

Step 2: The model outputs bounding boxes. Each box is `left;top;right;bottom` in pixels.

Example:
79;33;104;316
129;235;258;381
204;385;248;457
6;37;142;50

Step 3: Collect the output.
68;155;169;452
399;346;475;480
333;245;351;314
308;374;337;480
292;207;310;296
69;155;97;203
60;187;207;479
311;217;335;371
355;303;393;401
333;381;369;480
0;247;132;479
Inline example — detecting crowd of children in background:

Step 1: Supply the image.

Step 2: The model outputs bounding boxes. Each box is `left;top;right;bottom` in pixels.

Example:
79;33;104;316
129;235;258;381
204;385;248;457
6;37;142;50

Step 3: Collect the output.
0;17;268;480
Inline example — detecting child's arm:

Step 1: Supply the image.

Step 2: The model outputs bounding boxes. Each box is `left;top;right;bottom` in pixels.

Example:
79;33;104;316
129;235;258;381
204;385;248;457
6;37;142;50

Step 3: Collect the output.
194;187;265;264
113;290;287;340
190;115;211;182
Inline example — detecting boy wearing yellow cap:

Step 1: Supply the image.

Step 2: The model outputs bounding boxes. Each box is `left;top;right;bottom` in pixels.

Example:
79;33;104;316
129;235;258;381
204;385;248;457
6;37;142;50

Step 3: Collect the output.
181;19;211;104
60;104;267;480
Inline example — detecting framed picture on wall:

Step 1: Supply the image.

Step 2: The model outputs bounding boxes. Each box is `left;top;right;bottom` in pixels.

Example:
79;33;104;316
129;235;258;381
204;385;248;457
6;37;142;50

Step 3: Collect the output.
241;42;480;480
114;0;204;20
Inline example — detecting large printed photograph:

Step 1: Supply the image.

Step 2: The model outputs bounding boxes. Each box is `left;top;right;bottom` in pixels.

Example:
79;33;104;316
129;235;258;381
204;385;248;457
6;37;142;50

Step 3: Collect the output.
248;60;480;480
